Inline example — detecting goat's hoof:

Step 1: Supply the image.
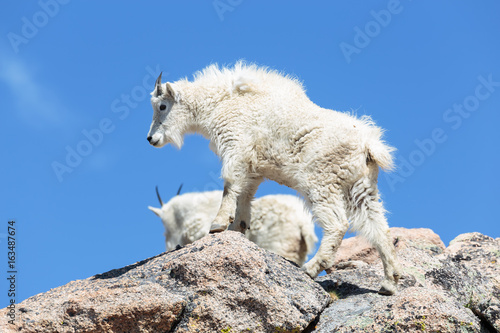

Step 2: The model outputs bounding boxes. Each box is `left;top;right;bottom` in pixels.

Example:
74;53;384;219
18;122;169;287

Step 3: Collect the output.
378;281;397;296
301;264;318;279
209;223;227;233
300;267;313;279
393;270;402;283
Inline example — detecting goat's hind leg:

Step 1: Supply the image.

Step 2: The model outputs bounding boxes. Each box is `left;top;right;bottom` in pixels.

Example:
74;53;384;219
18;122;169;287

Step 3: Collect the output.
362;198;401;295
302;194;349;278
349;177;401;295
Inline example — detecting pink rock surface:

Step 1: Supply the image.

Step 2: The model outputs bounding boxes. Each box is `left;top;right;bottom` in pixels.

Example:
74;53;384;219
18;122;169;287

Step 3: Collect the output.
0;231;329;333
332;227;446;267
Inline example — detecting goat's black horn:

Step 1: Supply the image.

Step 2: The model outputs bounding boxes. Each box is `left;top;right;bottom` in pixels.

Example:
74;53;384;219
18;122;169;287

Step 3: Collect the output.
176;184;183;196
155;185;163;206
155;72;163;96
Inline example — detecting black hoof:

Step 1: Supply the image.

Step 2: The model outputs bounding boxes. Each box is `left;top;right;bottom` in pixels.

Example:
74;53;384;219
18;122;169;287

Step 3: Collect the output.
209;223;227;233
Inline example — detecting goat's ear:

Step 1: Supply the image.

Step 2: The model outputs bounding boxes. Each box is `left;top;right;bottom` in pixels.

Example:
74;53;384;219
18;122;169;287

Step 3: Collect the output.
166;82;180;102
148;206;162;217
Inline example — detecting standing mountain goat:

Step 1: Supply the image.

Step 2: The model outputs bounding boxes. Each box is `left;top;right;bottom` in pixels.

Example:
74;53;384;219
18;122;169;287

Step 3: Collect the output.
148;188;317;266
147;62;401;294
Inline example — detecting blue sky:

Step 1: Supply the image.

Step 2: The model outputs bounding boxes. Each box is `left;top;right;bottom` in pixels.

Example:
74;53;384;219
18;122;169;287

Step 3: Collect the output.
1;1;499;306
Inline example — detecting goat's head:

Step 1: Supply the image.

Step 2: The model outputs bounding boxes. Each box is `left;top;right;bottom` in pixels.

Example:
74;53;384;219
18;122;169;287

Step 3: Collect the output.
148;185;182;214
148;185;185;251
147;73;186;148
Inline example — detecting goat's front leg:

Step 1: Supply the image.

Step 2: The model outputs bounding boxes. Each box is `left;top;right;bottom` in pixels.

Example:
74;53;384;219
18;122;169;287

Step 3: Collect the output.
229;176;263;233
210;180;243;233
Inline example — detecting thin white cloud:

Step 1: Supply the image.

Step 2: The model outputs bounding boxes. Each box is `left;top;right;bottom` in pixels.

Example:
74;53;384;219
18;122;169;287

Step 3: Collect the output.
0;57;69;130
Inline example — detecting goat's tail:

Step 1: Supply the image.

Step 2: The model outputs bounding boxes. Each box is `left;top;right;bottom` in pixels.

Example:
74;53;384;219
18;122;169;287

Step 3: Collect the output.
367;139;396;171
361;116;396;171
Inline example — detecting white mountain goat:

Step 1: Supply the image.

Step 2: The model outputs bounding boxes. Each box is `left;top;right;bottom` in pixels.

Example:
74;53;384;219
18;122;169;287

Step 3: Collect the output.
148;187;317;265
146;62;401;294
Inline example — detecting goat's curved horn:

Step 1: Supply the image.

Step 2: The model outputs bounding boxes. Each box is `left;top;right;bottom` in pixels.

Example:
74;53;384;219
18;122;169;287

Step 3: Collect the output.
155;72;163;96
176;183;183;196
155;185;163;206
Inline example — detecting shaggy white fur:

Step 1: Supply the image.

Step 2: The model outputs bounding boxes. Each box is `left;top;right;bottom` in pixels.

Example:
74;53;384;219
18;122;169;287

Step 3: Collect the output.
147;62;401;294
149;191;317;266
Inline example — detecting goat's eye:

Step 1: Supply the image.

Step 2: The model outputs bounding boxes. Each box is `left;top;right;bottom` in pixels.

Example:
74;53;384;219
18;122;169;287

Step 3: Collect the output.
159;104;166;111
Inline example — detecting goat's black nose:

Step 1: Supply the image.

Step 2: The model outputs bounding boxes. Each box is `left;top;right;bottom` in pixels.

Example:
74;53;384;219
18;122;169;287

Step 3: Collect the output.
147;136;152;142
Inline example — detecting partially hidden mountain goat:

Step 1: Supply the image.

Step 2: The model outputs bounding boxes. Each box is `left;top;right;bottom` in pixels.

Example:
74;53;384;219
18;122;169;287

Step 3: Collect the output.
147;62;401;294
148;188;317;266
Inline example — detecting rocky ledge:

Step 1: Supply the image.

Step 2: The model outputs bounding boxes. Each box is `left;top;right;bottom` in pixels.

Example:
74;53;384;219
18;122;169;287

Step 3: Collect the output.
1;228;499;332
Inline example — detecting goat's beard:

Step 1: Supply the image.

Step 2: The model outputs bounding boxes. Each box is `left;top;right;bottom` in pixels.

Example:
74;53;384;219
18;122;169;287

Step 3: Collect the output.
165;130;184;149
